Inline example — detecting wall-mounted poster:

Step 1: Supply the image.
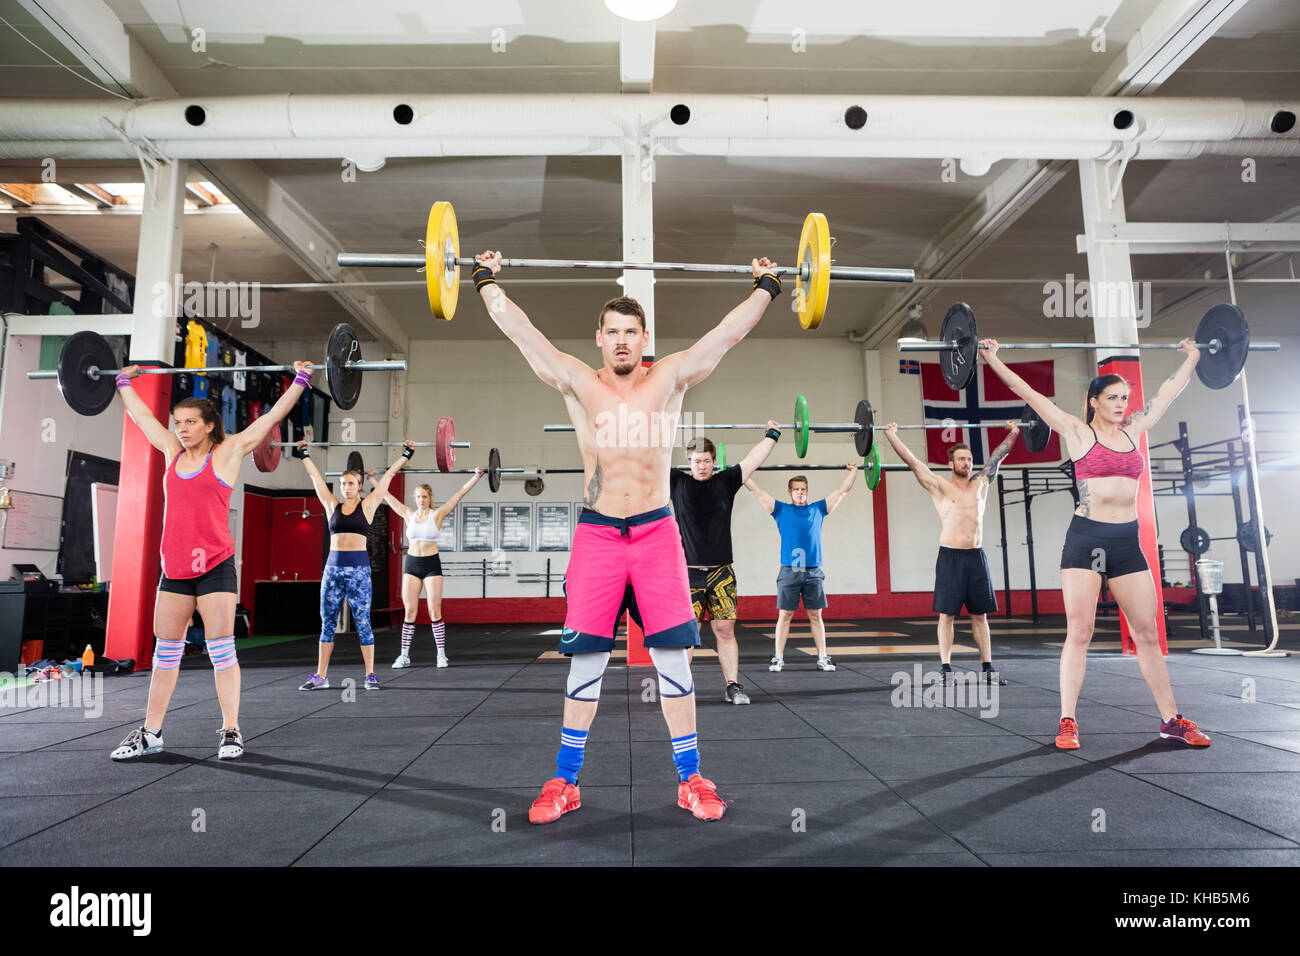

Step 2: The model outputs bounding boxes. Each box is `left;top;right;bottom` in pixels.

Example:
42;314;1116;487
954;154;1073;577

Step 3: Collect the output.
461;503;495;551
498;504;533;552
2;491;62;551
536;504;572;551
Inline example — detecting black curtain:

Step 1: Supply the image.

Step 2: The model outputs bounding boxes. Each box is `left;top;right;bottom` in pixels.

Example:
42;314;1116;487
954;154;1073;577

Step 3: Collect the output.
58;451;121;584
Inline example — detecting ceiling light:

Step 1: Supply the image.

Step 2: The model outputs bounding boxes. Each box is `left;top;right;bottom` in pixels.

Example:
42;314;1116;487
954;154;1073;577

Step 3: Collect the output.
605;0;677;21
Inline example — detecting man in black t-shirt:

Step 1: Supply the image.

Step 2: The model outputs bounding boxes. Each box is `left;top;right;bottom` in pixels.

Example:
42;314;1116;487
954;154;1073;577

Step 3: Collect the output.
669;423;780;705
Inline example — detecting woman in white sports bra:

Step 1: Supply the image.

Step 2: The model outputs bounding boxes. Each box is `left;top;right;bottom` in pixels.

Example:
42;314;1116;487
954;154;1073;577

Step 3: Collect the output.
385;471;483;667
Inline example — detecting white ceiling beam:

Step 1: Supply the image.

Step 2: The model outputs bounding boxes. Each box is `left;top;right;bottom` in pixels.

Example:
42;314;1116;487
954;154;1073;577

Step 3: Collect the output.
1093;0;1252;95
1078;221;1300;254
199;159;409;355
16;0;133;94
620;20;656;92
859;0;1257;346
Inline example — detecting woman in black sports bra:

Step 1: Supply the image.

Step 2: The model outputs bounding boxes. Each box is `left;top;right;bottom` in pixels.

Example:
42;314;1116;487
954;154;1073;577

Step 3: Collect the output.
296;440;413;692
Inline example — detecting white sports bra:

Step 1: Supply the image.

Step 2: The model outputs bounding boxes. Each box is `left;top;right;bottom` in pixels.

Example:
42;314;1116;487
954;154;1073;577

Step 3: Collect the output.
406;509;439;543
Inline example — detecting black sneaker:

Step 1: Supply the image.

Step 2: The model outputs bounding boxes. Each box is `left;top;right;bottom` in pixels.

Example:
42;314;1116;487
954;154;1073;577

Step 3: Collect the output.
724;682;751;705
985;669;1007;686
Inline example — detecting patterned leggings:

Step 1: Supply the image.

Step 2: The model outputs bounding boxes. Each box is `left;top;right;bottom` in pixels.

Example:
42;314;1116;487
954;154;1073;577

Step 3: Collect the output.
319;564;375;645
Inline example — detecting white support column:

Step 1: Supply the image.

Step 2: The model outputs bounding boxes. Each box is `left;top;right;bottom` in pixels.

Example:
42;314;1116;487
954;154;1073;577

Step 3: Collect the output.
1078;157;1167;656
1078;160;1141;349
621;132;655;360
131;160;188;362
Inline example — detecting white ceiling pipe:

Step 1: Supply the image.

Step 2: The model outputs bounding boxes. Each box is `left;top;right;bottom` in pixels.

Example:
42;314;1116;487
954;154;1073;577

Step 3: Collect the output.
0;95;1294;148
2;135;1297;162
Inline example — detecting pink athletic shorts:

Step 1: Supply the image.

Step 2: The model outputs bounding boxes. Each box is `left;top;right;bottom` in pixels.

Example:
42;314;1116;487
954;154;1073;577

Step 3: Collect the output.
559;507;700;655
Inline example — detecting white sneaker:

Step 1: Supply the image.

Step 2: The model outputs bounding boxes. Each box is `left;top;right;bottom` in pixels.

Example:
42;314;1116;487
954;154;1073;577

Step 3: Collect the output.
817;656;836;672
768;656;784;672
392;654;411;669
111;726;163;761
217;727;244;760
436;653;449;668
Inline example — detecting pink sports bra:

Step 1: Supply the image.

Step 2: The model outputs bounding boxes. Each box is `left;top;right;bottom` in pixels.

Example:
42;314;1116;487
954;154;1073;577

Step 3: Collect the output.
1072;426;1145;482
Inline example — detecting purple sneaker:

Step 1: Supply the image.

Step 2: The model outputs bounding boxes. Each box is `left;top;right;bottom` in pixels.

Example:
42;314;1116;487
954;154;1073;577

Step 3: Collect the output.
298;673;329;691
1159;714;1211;747
364;673;381;691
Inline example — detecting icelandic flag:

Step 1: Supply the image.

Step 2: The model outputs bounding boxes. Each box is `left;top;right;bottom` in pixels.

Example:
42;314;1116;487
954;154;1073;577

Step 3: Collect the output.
919;360;1061;466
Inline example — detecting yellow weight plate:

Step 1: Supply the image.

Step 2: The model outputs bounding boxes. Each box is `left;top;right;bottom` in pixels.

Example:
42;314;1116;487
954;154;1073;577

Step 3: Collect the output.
795;212;830;331
426;200;459;320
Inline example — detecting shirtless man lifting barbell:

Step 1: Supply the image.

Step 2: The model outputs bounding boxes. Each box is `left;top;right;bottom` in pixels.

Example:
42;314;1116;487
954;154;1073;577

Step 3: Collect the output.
882;420;1021;686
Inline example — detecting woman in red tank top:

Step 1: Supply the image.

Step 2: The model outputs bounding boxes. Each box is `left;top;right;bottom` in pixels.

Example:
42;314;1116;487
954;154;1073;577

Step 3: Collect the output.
980;338;1212;751
108;359;312;764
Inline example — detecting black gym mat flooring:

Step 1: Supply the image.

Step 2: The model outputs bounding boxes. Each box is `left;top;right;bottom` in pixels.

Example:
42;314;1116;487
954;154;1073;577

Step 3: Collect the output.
2;615;1299;867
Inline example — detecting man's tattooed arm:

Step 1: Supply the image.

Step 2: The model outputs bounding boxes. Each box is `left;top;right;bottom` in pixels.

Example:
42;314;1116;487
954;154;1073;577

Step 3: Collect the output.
583;462;603;508
978;432;1018;481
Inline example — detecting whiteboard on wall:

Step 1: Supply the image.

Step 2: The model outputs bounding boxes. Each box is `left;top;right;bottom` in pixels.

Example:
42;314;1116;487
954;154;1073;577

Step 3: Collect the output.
1;490;63;551
91;482;119;582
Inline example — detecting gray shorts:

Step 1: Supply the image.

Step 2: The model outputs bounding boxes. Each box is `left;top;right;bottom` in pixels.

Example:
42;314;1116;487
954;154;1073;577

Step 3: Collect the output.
776;565;827;611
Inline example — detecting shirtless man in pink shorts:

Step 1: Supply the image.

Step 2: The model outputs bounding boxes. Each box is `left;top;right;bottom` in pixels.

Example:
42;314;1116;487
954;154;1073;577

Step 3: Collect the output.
470;250;782;824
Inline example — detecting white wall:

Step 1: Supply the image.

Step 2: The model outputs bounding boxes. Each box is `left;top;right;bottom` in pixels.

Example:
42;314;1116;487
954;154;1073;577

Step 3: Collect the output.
0;332;126;579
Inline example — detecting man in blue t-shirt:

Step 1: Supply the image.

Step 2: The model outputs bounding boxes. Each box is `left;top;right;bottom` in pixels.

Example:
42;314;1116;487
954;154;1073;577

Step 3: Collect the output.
744;464;858;672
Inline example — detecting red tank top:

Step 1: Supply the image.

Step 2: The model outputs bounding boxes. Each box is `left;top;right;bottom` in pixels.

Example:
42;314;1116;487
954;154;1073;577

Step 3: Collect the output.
1072;426;1145;482
161;447;235;579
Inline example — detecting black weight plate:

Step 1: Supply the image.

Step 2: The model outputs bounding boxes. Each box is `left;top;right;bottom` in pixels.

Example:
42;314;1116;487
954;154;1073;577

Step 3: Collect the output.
1180;525;1210;557
488;447;501;493
326;322;363;410
853;400;874;457
59;331;118;416
1237;519;1271;552
346;451;365;475
1195;304;1249;390
939;303;979;392
1019;403;1050;453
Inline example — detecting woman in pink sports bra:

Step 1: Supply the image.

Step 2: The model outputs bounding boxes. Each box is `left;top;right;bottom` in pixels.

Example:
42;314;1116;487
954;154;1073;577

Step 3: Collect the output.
979;337;1212;751
108;359;313;764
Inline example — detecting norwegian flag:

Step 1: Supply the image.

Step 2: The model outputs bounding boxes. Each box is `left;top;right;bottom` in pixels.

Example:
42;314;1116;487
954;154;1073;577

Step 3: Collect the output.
920;360;1061;465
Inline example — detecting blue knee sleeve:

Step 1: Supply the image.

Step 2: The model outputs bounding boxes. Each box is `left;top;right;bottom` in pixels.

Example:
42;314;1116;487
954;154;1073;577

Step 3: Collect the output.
153;638;185;671
207;635;237;670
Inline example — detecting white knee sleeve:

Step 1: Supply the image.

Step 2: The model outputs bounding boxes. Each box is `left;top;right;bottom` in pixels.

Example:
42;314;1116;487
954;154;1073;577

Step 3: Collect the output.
565;651;611;701
648;646;694;698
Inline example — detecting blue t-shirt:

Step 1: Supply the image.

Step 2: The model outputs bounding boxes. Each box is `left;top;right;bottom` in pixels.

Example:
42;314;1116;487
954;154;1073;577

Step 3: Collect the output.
772;499;828;567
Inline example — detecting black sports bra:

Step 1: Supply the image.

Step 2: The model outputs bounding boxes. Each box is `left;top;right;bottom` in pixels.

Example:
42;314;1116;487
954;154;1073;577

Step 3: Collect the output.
329;501;371;535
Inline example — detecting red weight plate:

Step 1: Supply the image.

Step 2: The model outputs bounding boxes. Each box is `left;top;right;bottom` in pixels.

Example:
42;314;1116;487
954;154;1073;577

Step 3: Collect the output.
253;422;282;472
435;417;456;472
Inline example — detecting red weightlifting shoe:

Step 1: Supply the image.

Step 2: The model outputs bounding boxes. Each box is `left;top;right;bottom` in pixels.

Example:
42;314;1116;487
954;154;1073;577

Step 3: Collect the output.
677;773;727;821
1160;714;1212;747
1055;717;1080;750
528;777;581;824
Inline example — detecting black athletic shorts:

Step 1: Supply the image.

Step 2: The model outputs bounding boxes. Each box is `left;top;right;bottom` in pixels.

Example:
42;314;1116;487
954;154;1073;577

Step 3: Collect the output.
403;553;443;579
689;565;738;622
932;547;997;616
1060;516;1148;577
158;555;238;597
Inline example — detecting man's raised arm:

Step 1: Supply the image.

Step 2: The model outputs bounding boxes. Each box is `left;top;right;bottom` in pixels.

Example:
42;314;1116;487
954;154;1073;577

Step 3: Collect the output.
472;251;589;393
657;257;782;390
882;423;941;493
978;422;1020;482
